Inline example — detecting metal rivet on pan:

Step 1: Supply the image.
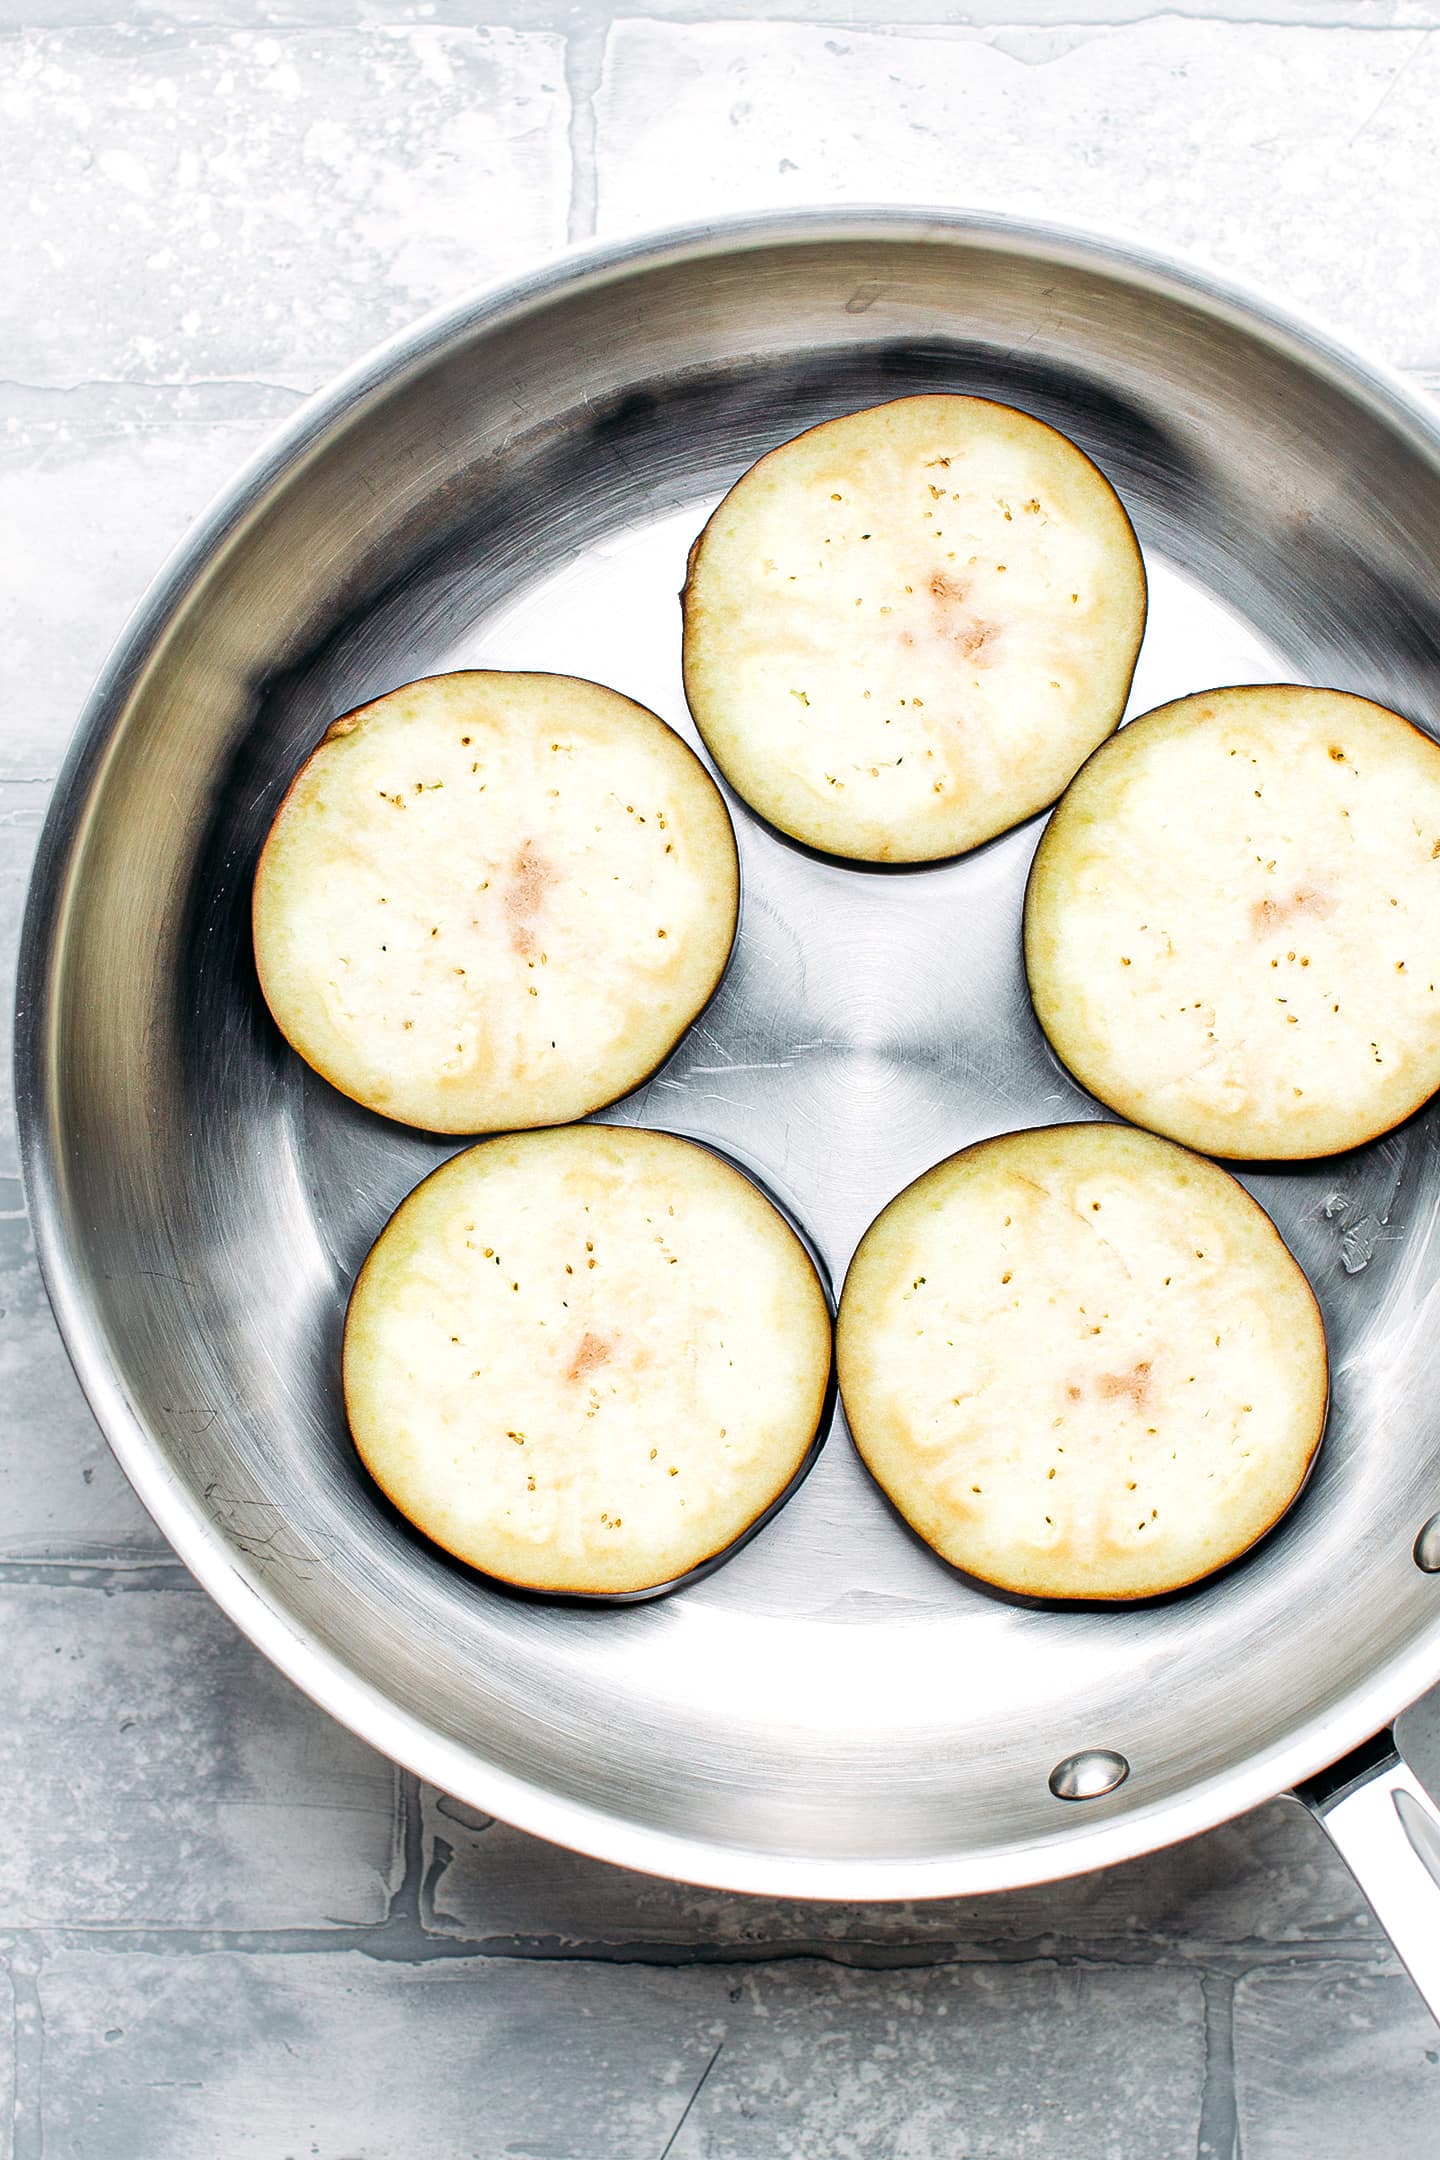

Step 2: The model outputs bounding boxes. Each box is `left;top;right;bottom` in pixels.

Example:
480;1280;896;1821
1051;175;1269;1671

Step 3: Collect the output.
1415;1513;1440;1573
1049;1748;1130;1802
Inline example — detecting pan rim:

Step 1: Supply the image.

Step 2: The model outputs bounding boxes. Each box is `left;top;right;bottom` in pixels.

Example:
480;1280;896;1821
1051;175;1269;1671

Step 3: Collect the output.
16;201;1440;1898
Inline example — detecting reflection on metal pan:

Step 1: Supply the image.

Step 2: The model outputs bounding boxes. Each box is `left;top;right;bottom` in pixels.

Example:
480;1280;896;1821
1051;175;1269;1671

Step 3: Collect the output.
16;217;1440;1999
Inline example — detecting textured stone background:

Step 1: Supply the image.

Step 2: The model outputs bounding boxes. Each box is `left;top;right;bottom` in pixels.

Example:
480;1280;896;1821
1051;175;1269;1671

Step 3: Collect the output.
5;1;1440;2153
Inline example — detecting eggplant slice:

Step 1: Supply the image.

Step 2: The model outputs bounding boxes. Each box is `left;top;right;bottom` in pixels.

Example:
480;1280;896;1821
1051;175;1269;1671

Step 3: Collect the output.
1026;684;1440;1159
344;1125;833;1597
836;1123;1326;1601
682;394;1146;863
254;671;739;1133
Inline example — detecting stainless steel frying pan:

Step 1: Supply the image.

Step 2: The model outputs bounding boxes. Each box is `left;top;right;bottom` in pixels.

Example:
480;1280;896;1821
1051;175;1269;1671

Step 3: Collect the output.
18;210;1440;2015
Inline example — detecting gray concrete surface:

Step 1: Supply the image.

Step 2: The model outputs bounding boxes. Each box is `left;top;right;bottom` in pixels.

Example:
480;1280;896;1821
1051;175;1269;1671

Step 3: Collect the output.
5;2;1440;2153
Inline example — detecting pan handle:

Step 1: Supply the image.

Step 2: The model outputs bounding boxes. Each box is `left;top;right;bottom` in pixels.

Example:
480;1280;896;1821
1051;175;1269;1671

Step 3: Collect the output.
1296;1729;1440;2022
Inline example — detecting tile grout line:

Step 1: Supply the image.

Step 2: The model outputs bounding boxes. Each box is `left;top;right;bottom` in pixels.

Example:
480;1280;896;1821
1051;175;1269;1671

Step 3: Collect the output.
0;370;1436;410
0;375;310;398
6;1946;44;2160
1196;1969;1242;2160
384;1771;427;1938
0;1924;1397;1977
9;11;1440;36
563;12;609;243
0;1561;198;1591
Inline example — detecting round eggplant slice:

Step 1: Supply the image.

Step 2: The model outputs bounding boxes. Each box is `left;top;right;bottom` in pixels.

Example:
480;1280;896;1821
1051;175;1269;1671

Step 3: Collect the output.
836;1122;1326;1601
344;1125;833;1597
253;671;739;1133
1025;684;1440;1159
681;394;1146;863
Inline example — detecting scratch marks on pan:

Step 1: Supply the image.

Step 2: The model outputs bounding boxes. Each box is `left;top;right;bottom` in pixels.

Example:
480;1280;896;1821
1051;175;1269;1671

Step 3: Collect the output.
677;1036;837;1078
1317;1187;1395;1276
687;1060;794;1074
651;1080;748;1110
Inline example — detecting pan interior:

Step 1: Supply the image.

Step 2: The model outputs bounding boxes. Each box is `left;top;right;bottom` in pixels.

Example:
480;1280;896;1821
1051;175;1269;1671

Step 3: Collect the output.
28;223;1440;1889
